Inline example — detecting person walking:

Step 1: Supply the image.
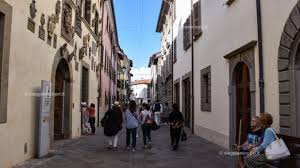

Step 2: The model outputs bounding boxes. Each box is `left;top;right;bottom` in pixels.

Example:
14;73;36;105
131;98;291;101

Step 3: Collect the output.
81;102;91;134
103;101;123;150
140;103;153;149
125;100;139;152
169;104;184;151
152;100;163;126
162;102;171;125
88;103;96;134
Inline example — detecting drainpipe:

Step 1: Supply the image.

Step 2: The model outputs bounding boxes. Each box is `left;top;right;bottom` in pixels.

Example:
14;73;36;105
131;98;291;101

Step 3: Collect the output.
97;0;106;127
190;0;195;134
170;0;174;106
256;0;265;113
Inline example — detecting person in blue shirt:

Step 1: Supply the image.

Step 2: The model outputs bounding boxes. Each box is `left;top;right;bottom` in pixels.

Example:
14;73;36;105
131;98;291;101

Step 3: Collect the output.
245;113;277;168
238;116;263;168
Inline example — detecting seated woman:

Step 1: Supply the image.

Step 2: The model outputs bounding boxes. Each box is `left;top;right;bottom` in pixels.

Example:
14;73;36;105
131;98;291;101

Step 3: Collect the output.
238;116;263;168
245;113;277;168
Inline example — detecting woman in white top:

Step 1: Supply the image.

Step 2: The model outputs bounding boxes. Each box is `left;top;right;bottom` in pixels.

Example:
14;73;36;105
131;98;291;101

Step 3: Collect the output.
140;103;153;149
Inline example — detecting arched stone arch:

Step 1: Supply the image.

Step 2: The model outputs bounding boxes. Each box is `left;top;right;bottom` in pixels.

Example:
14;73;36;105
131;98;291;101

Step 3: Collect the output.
50;45;74;146
278;2;300;137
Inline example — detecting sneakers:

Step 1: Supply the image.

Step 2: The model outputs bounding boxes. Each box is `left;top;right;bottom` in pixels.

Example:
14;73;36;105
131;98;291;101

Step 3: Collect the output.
148;143;152;149
132;148;136;152
144;145;148;149
125;146;130;151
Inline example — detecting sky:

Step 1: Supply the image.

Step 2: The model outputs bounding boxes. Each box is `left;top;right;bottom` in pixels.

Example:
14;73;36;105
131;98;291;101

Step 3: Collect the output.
114;0;162;80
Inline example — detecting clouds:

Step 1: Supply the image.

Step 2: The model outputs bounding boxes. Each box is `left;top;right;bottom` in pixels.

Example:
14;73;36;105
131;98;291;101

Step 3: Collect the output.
131;66;151;81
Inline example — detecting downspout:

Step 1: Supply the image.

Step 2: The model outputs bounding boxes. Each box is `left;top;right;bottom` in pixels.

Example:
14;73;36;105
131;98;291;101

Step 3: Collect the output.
171;1;174;106
97;0;106;127
190;0;195;134
256;0;265;113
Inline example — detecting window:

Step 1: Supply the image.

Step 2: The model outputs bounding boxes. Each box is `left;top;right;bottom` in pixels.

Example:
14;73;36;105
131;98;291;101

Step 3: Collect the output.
193;1;202;40
201;66;211;112
84;0;91;24
173;38;177;62
0;1;12;124
183;16;191;50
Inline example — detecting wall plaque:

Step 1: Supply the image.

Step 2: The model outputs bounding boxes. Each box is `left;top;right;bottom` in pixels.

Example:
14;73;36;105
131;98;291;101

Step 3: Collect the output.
61;0;74;44
27;18;35;33
38;14;45;40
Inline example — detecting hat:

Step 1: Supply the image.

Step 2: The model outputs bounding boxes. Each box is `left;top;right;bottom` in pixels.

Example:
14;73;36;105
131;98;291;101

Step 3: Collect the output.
112;101;120;107
81;102;87;106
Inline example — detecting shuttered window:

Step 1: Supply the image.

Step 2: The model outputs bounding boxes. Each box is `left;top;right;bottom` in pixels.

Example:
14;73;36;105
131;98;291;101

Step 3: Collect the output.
84;0;91;24
193;1;202;40
183;16;191;50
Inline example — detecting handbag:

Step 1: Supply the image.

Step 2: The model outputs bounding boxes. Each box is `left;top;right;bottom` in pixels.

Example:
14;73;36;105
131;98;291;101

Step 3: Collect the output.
181;129;187;141
151;120;159;131
265;128;290;160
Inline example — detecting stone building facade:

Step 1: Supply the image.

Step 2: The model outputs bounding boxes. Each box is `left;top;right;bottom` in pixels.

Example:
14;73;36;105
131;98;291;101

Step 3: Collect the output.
0;0;124;167
157;0;300;149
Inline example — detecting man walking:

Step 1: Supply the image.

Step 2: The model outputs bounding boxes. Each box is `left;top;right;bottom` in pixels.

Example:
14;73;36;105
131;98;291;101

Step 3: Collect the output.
152;100;163;126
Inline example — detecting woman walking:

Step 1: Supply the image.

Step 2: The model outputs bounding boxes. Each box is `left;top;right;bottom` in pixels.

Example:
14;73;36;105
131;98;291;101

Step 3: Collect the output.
125;100;139;152
103;102;123;150
169;103;184;151
140;103;153;149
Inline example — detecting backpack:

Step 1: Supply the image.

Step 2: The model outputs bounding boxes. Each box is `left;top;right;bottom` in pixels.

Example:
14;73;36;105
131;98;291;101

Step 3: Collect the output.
144;114;153;126
153;103;161;112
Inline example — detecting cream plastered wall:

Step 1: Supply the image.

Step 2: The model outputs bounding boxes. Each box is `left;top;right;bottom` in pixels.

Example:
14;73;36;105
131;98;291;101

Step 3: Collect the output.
193;0;258;148
172;0;192;111
193;0;298;148
261;0;298;133
0;0;101;167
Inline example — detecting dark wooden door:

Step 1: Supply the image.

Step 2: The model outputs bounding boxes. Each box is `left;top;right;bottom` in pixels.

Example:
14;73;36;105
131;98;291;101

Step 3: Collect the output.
184;79;191;128
235;63;251;144
54;68;64;140
175;83;180;107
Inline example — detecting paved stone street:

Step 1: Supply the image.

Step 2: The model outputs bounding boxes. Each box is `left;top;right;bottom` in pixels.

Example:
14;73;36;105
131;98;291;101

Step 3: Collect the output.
17;126;234;168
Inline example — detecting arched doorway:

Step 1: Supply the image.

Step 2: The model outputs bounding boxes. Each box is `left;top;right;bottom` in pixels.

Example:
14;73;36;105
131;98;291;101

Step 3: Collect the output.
227;47;256;147
278;3;300;137
54;59;71;140
234;62;251;144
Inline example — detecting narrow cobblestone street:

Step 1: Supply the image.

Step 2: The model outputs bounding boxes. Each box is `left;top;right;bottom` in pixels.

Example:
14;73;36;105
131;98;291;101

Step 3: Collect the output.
17;126;233;168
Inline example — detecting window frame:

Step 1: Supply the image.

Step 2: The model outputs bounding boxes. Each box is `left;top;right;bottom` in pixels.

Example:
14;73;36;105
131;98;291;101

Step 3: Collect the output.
201;66;211;112
0;1;12;124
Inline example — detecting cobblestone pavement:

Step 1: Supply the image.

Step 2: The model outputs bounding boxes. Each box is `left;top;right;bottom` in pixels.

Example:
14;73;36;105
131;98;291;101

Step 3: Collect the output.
17;126;234;168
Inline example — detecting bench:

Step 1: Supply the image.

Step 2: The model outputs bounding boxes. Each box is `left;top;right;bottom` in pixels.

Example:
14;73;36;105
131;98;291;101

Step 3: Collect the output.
266;134;300;168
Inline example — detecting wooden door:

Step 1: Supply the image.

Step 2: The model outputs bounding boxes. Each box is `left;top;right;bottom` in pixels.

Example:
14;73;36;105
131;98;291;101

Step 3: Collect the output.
235;63;251;144
54;68;64;140
184;79;191;128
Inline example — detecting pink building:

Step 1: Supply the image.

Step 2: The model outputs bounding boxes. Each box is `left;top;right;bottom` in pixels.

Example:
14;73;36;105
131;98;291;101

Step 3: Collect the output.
100;0;120;114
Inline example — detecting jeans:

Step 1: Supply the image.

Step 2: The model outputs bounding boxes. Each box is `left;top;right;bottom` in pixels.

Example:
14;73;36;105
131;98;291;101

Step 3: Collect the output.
142;125;151;145
154;112;161;125
170;127;182;147
126;128;137;148
108;133;119;147
89;117;96;134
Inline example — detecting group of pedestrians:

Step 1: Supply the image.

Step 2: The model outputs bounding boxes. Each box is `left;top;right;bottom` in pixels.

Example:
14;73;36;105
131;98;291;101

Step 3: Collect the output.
101;100;185;152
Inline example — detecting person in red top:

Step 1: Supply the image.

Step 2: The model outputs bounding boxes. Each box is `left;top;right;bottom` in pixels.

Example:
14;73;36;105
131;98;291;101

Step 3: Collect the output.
88;103;96;134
